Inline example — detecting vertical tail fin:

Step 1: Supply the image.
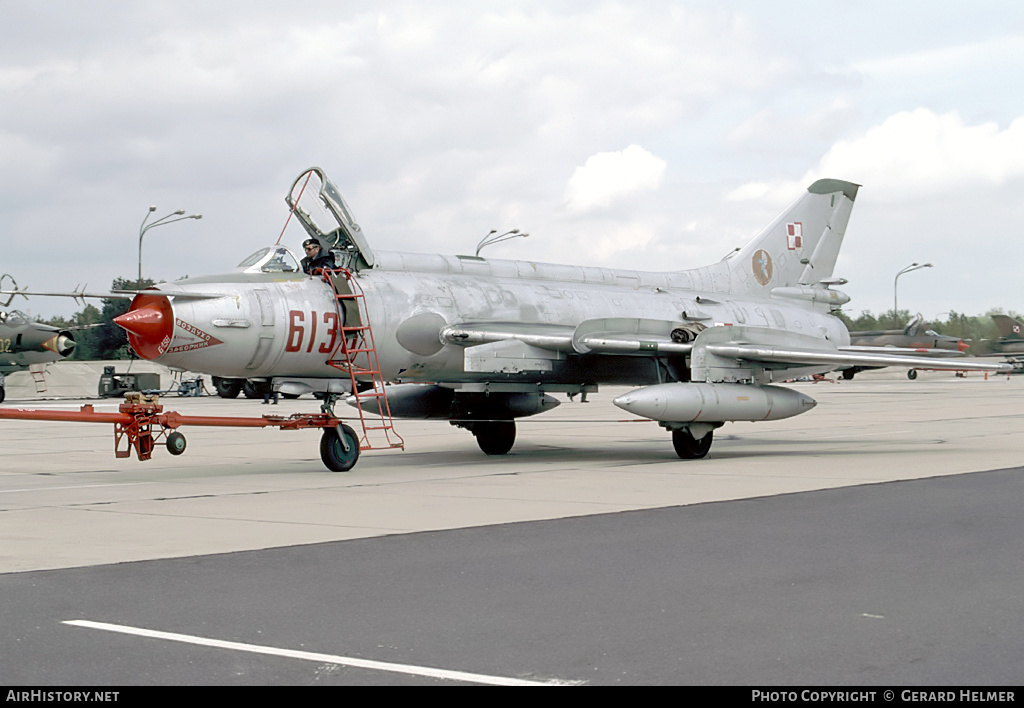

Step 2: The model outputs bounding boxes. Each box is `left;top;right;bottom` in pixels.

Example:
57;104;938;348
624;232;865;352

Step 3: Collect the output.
724;178;859;296
992;314;1024;340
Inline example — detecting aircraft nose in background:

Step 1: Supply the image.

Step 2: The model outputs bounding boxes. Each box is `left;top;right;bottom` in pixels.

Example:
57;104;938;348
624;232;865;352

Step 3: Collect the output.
958;340;970;352
114;295;174;360
45;333;76;357
57;334;75;356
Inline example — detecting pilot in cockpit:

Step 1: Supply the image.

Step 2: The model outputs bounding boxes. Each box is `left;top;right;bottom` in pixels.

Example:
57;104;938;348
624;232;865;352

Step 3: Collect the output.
301;238;336;275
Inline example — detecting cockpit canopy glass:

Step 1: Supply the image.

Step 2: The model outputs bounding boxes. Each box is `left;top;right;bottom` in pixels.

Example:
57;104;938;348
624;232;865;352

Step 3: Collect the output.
236;247;300;274
1;310;29;325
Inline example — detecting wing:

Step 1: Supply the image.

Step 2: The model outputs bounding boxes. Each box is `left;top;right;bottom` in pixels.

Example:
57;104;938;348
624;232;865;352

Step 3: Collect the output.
438;319;1007;372
839;345;967;359
709;343;1010;373
440;320;1012;377
697;324;1011;377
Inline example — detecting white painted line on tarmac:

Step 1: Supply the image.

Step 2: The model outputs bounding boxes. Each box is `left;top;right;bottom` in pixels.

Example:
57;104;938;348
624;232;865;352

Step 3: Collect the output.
0;482;151;495
64;619;577;686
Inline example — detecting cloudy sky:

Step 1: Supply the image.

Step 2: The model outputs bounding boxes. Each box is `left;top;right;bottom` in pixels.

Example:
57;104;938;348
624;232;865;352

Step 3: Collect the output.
2;1;1023;321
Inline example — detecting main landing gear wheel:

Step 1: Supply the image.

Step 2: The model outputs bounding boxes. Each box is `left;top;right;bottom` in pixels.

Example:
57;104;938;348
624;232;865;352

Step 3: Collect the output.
473;421;516;456
166;431;187;456
672;428;713;459
320;424;360;472
212;377;242;399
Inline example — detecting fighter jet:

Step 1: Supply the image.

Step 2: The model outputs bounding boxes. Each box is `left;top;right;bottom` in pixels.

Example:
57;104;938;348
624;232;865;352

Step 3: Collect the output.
839;314;969;380
0;307;76;403
80;167;1005;470
988;314;1024;355
4;168;1011;468
848;314;968;352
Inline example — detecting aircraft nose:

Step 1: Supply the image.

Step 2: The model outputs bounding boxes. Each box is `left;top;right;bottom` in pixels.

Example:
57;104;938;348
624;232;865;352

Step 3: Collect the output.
115;294;174;360
56;333;75;357
958;340;970;352
42;332;76;358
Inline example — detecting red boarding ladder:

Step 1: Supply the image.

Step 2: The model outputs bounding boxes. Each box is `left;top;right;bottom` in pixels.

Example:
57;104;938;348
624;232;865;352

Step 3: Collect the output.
323;269;404;452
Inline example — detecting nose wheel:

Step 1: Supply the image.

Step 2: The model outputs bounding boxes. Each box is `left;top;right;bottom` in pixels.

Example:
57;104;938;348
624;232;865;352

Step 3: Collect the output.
320;424;361;472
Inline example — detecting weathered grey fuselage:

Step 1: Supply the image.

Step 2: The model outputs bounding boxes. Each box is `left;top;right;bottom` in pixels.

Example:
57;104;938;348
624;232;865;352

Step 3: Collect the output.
147;247;850;390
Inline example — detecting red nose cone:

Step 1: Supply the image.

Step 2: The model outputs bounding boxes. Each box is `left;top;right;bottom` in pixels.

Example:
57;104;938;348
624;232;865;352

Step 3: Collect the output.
115;294;174;360
958;340;970;352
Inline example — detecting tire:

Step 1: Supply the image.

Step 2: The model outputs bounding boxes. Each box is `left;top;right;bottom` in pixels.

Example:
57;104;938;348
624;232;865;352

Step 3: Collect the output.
212;376;242;399
907;369;918;380
320;425;360;472
672;428;713;459
166;431;187;456
473;421;516;456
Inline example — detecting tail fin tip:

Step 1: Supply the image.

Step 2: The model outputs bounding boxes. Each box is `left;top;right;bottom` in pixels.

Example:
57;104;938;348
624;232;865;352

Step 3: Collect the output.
808;178;860;202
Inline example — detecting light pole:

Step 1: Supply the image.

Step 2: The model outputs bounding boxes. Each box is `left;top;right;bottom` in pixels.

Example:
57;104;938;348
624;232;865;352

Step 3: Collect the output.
893;262;933;323
475;229;528;257
138;207;203;287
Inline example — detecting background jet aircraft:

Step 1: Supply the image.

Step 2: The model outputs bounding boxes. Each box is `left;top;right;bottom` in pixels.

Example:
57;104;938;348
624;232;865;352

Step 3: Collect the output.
848;314;969;352
0;308;76;403
988;314;1024;355
3;168;1010;470
839;314;968;379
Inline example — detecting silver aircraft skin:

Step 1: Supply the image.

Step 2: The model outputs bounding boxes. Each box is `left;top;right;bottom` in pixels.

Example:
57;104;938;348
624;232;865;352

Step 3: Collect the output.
8;168;1011;468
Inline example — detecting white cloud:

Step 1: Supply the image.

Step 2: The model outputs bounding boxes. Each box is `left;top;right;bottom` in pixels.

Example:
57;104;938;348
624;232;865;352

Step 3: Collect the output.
563;145;667;213
817;109;1024;195
729;109;1024;203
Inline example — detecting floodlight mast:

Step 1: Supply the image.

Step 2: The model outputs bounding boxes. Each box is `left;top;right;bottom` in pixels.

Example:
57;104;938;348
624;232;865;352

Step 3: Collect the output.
138;207;203;287
475;229;528;257
893;262;933;321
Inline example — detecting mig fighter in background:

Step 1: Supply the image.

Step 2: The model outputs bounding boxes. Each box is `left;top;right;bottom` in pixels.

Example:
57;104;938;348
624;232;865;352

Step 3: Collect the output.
0;278;76;402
